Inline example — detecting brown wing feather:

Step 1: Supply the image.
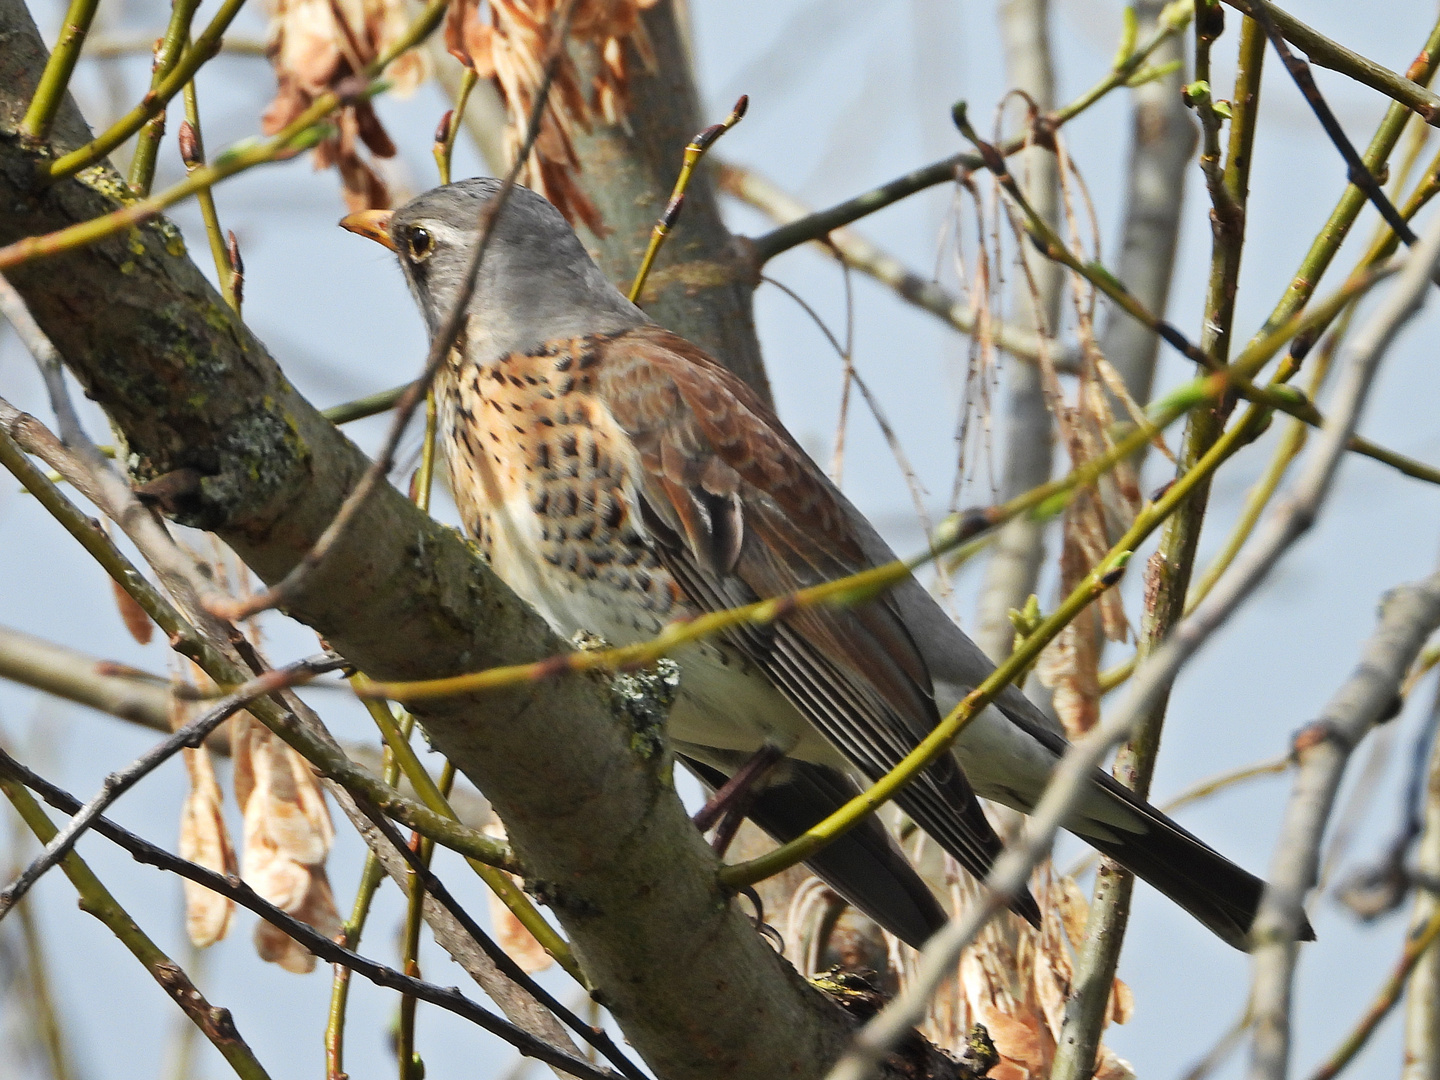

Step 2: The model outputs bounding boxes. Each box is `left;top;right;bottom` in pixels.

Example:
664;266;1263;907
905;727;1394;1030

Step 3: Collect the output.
597;326;1033;916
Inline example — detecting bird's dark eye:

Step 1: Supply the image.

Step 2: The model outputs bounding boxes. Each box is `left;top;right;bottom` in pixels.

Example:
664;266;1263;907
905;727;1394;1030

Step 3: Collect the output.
407;226;434;261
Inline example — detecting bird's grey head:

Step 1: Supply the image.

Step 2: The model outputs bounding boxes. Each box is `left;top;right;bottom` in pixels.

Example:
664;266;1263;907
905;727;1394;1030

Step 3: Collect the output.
365;178;646;363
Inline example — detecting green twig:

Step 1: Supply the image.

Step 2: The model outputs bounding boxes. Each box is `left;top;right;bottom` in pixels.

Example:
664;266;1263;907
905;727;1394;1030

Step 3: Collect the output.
324;383;413;424
10;847;76;1080
0;753;617;1080
629;95;747;303
326;852;388;1080
396;763;452;1080
1053;17;1265;1079
1223;0;1440;125
326;704;411;1080
412;391;439;511
433;68;477;186
43;0;250;180
0;773;274;1080
180;81;238;310
126;0;204;196
355;685;584;984
18;0;102;142
1308;905;1440;1080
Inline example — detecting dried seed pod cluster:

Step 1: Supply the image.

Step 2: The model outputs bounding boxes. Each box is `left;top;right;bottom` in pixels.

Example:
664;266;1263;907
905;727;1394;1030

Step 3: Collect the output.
260;0;429;210
444;0;660;230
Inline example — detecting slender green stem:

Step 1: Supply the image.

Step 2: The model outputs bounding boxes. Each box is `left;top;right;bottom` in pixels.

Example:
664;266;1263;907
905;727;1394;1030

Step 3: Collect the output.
324;383;413;425
396;764;451;1080
182;79;238;310
19;0;103;142
83;34;268;59
1048;0;1194;127
12;860;75;1080
397;860;425;1080
325;854;387;1080
1260;11;1440;336
0;773;273;1080
355;687;584;985
1053;18;1265;1080
413;392;438;512
1307;905;1440;1080
326;708;411;1080
629;95;747;303
434;68;477;186
127;0;204;196
44;0;251;181
1223;0;1440;124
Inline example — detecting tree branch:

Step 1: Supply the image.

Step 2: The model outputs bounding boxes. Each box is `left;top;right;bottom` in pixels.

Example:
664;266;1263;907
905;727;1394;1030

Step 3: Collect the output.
1247;573;1440;1080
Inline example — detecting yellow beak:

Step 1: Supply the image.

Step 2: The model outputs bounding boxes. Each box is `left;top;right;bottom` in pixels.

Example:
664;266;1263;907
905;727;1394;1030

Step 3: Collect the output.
339;209;397;251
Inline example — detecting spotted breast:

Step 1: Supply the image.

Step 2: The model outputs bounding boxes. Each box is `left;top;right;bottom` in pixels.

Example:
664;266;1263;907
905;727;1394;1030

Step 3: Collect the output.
437;327;831;765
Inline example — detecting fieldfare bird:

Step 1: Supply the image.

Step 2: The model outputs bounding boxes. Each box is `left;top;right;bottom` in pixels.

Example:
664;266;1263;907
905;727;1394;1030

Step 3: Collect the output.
342;177;1305;951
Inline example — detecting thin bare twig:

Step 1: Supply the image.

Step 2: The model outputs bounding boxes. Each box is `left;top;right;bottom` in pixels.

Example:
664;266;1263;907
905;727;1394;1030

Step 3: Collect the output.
1248;575;1440;1080
0;653;344;922
1246;0;1435;272
346;794;646;1080
0;751;621;1080
1241;212;1440;1080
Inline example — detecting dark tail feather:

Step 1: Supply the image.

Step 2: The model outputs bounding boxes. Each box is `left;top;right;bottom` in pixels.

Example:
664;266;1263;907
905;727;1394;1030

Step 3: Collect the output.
1082;781;1316;951
681;756;949;949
